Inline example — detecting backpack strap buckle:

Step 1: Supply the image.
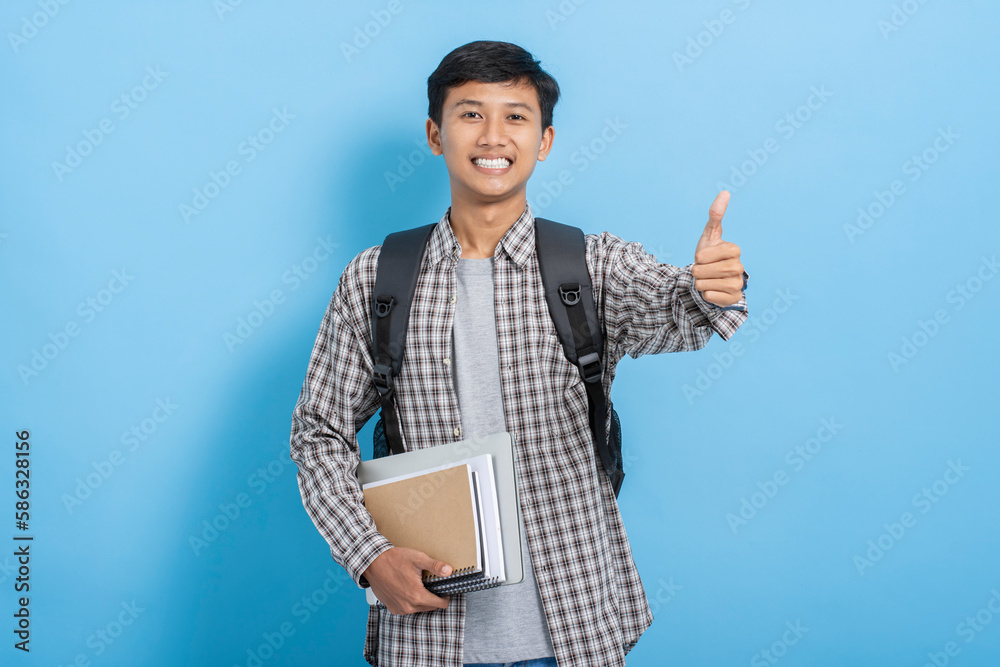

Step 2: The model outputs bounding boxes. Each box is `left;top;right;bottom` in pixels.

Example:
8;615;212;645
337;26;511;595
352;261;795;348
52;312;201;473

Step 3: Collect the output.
558;282;581;306
577;351;603;383
372;363;394;395
374;295;395;318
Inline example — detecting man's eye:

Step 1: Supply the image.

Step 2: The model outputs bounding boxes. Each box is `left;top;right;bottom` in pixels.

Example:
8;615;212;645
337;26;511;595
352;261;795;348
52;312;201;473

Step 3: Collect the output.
460;112;525;120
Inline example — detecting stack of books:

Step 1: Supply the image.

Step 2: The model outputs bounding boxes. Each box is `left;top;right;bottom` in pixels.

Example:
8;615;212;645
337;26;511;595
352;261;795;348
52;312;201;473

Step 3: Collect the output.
361;453;506;602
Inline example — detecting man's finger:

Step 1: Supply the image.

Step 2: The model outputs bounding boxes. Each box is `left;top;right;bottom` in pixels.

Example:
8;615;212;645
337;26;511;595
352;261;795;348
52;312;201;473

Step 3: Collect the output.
425;558;452;579
694;241;740;265
699;191;730;246
412;552;454;607
415;587;451;610
694;277;744;293
408;548;452;579
691;257;742;278
700;290;741;307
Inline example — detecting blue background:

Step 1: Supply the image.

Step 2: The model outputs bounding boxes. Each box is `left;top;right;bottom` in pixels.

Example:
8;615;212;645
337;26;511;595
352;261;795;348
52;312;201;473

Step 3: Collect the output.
2;1;998;665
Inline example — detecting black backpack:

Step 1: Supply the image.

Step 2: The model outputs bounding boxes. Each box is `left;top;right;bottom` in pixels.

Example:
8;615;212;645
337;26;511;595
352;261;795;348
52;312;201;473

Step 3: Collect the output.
368;217;625;497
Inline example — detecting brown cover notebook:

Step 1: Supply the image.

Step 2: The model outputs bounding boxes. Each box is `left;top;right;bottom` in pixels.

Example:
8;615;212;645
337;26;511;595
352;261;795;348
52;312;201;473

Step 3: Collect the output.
362;463;481;581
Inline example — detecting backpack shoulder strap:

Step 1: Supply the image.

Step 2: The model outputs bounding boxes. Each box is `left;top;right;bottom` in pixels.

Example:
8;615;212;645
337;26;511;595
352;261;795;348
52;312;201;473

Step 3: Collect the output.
371;222;436;455
534;217;624;496
534;218;604;368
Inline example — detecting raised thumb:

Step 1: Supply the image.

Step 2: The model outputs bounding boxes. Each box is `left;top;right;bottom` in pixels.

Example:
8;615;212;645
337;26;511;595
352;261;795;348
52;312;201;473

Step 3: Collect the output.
700;216;723;246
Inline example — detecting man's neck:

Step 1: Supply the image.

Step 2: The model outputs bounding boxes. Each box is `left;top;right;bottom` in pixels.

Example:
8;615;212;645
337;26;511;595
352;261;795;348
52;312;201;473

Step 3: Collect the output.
448;197;527;259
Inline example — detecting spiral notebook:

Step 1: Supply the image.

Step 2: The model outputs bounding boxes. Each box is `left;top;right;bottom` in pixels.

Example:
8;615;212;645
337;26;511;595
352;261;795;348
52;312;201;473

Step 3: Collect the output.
359;441;516;606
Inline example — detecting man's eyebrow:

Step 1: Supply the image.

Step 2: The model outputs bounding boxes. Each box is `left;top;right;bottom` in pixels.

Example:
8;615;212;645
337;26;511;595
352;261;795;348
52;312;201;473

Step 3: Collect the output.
452;99;534;112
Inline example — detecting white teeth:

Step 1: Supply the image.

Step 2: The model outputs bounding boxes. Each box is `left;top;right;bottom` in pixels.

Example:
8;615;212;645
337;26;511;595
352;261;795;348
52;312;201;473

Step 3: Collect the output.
473;157;511;168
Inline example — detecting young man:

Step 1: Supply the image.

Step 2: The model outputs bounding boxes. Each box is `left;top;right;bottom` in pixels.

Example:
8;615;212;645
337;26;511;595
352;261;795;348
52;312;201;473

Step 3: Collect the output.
290;40;748;667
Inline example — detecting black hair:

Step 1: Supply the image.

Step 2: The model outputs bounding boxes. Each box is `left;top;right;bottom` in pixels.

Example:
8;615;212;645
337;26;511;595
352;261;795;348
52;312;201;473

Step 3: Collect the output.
427;40;560;132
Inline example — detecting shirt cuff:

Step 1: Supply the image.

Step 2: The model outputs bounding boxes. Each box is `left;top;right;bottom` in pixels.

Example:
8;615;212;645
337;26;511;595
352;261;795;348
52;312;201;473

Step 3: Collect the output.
348;531;395;589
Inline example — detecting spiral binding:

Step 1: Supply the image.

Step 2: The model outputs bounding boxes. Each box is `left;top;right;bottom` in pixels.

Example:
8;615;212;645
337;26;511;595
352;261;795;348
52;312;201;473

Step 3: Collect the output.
421;565;479;584
425;571;487;594
372;575;503;609
428;575;502;596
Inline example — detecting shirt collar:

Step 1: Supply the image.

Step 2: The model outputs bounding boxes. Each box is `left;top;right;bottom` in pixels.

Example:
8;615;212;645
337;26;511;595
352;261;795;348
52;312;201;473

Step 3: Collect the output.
425;202;536;270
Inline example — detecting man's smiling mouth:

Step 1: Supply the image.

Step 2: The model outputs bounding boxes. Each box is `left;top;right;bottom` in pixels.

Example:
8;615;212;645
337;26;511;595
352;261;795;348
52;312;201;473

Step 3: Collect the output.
472;157;512;169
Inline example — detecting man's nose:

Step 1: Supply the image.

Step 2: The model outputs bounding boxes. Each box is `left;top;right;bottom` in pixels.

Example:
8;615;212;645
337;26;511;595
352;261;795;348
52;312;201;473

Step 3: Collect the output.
479;115;507;145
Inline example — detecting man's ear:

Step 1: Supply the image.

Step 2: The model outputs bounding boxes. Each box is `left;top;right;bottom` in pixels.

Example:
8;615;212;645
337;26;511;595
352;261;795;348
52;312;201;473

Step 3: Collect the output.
426;118;443;156
537;125;555;162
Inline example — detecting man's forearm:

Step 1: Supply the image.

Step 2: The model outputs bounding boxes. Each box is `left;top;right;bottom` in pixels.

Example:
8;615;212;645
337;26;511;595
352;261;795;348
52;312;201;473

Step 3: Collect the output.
291;423;394;587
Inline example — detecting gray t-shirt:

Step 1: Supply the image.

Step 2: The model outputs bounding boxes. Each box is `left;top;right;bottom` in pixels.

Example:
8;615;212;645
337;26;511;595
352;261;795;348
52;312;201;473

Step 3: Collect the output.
452;256;556;663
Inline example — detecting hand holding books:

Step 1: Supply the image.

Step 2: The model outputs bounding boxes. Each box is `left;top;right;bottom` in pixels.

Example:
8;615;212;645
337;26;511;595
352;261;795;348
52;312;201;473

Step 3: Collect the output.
356;433;522;613
362;547;453;615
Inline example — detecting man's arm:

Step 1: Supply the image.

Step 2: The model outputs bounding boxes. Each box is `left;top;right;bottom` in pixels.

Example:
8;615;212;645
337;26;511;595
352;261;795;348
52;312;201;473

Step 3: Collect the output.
289;252;455;615
596;193;748;360
289;259;393;588
597;239;746;360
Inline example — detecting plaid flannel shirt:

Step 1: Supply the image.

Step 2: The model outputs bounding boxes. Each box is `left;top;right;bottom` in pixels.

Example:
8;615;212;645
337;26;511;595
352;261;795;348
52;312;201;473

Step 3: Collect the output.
289;202;748;667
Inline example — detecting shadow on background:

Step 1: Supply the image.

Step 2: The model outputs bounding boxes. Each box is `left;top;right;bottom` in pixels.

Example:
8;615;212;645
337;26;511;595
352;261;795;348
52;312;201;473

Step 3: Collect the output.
161;130;449;665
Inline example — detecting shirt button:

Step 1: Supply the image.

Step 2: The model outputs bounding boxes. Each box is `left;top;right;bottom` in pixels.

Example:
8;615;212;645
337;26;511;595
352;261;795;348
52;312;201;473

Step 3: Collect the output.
443;358;451;366
454;426;462;437
450;294;457;304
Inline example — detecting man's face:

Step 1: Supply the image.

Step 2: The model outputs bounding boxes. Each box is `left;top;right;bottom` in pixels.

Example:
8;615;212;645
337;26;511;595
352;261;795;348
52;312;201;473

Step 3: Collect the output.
427;79;554;207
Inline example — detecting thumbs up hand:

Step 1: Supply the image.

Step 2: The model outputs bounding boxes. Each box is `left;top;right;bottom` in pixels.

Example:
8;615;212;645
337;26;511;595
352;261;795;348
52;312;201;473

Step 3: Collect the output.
692;191;745;307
